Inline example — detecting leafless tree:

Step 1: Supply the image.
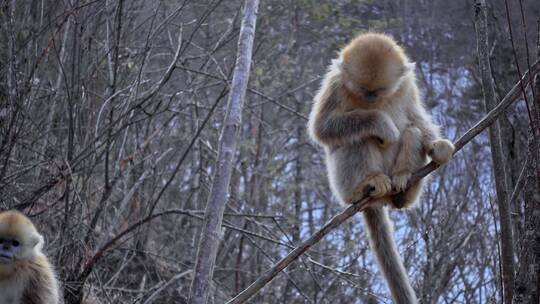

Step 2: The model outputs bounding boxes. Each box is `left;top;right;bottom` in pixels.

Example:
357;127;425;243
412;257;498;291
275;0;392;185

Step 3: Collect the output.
188;1;259;303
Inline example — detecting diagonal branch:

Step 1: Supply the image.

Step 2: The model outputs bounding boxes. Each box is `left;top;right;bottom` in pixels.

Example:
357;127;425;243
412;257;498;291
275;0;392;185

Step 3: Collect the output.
226;58;540;304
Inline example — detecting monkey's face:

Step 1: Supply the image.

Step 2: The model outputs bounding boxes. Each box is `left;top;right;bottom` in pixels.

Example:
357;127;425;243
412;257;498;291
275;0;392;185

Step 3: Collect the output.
344;80;388;104
0;232;40;264
343;67;405;106
0;237;22;264
340;33;413;106
0;211;42;265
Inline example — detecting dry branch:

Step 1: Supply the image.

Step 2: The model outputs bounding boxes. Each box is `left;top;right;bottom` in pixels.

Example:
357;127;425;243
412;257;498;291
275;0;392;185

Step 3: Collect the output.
226;58;540;304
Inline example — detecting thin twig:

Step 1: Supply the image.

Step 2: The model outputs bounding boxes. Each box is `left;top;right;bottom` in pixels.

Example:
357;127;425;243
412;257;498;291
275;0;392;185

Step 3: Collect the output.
503;0;535;125
142;270;192;304
79;208;290;281
508;155;529;206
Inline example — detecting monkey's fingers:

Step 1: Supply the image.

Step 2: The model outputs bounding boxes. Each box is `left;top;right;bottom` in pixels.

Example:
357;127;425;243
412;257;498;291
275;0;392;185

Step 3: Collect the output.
391;171;411;192
360;173;392;198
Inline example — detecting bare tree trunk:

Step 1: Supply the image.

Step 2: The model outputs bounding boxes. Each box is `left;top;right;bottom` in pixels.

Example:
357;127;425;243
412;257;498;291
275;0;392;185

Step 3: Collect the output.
513;133;540;304
188;1;259;304
474;1;515;303
513;46;540;304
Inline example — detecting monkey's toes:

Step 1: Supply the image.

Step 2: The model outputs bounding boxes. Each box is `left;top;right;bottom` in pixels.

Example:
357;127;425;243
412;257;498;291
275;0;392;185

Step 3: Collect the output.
392;171;411;192
360;173;392;198
429;139;455;164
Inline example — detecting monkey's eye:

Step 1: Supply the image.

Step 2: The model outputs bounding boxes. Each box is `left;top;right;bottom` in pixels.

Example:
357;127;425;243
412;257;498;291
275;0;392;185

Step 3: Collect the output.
11;240;20;247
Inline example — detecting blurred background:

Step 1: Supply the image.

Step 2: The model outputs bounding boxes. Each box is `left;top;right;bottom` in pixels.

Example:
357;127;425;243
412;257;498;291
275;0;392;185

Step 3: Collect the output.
1;0;539;303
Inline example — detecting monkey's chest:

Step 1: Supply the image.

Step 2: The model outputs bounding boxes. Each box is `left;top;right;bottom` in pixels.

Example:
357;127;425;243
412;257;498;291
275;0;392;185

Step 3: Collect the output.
0;277;26;304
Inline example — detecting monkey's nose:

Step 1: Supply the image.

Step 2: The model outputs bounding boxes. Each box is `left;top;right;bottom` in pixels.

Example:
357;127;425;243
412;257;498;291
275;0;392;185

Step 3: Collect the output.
365;91;377;102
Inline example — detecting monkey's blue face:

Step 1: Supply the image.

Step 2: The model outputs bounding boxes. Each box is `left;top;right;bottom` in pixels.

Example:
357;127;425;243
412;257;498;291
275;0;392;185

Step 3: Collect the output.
0;237;21;263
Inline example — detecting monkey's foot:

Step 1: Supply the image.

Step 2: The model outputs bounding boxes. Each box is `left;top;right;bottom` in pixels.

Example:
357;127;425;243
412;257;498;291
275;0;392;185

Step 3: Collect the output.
345;173;392;203
428;139;454;164
345;174;391;204
392;171;411;192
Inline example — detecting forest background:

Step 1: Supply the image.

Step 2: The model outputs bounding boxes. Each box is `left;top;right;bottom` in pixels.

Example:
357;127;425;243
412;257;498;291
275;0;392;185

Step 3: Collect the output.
1;0;539;303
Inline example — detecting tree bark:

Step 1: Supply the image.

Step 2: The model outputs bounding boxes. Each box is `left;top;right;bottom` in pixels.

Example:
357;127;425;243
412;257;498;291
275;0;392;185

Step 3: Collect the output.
513;133;540;304
513;48;540;304
188;1;259;304
474;1;515;303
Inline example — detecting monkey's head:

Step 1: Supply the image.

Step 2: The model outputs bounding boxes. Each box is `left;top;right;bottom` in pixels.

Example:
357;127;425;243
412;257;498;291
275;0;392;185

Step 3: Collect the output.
0;210;43;266
339;33;415;105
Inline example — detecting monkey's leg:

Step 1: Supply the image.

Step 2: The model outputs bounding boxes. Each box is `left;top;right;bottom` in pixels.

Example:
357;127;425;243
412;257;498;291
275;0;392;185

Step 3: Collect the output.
391;126;427;208
353;173;392;200
391;179;425;209
326;142;389;204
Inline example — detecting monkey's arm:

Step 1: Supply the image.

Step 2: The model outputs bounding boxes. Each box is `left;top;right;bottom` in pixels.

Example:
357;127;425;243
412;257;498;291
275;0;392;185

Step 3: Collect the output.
408;107;454;165
308;88;400;147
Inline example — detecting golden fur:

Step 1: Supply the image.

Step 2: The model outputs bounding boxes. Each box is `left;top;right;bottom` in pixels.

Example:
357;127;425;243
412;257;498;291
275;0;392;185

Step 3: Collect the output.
0;210;59;304
307;33;454;303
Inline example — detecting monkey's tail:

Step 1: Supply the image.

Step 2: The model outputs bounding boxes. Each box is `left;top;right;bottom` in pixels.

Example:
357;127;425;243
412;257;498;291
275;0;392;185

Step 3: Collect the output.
363;205;418;304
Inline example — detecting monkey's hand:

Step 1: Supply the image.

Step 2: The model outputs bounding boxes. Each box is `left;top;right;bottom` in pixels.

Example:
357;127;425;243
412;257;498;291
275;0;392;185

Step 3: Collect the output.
391;170;411;192
346;173;392;203
309;88;400;147
428;139;454;164
378;112;400;145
